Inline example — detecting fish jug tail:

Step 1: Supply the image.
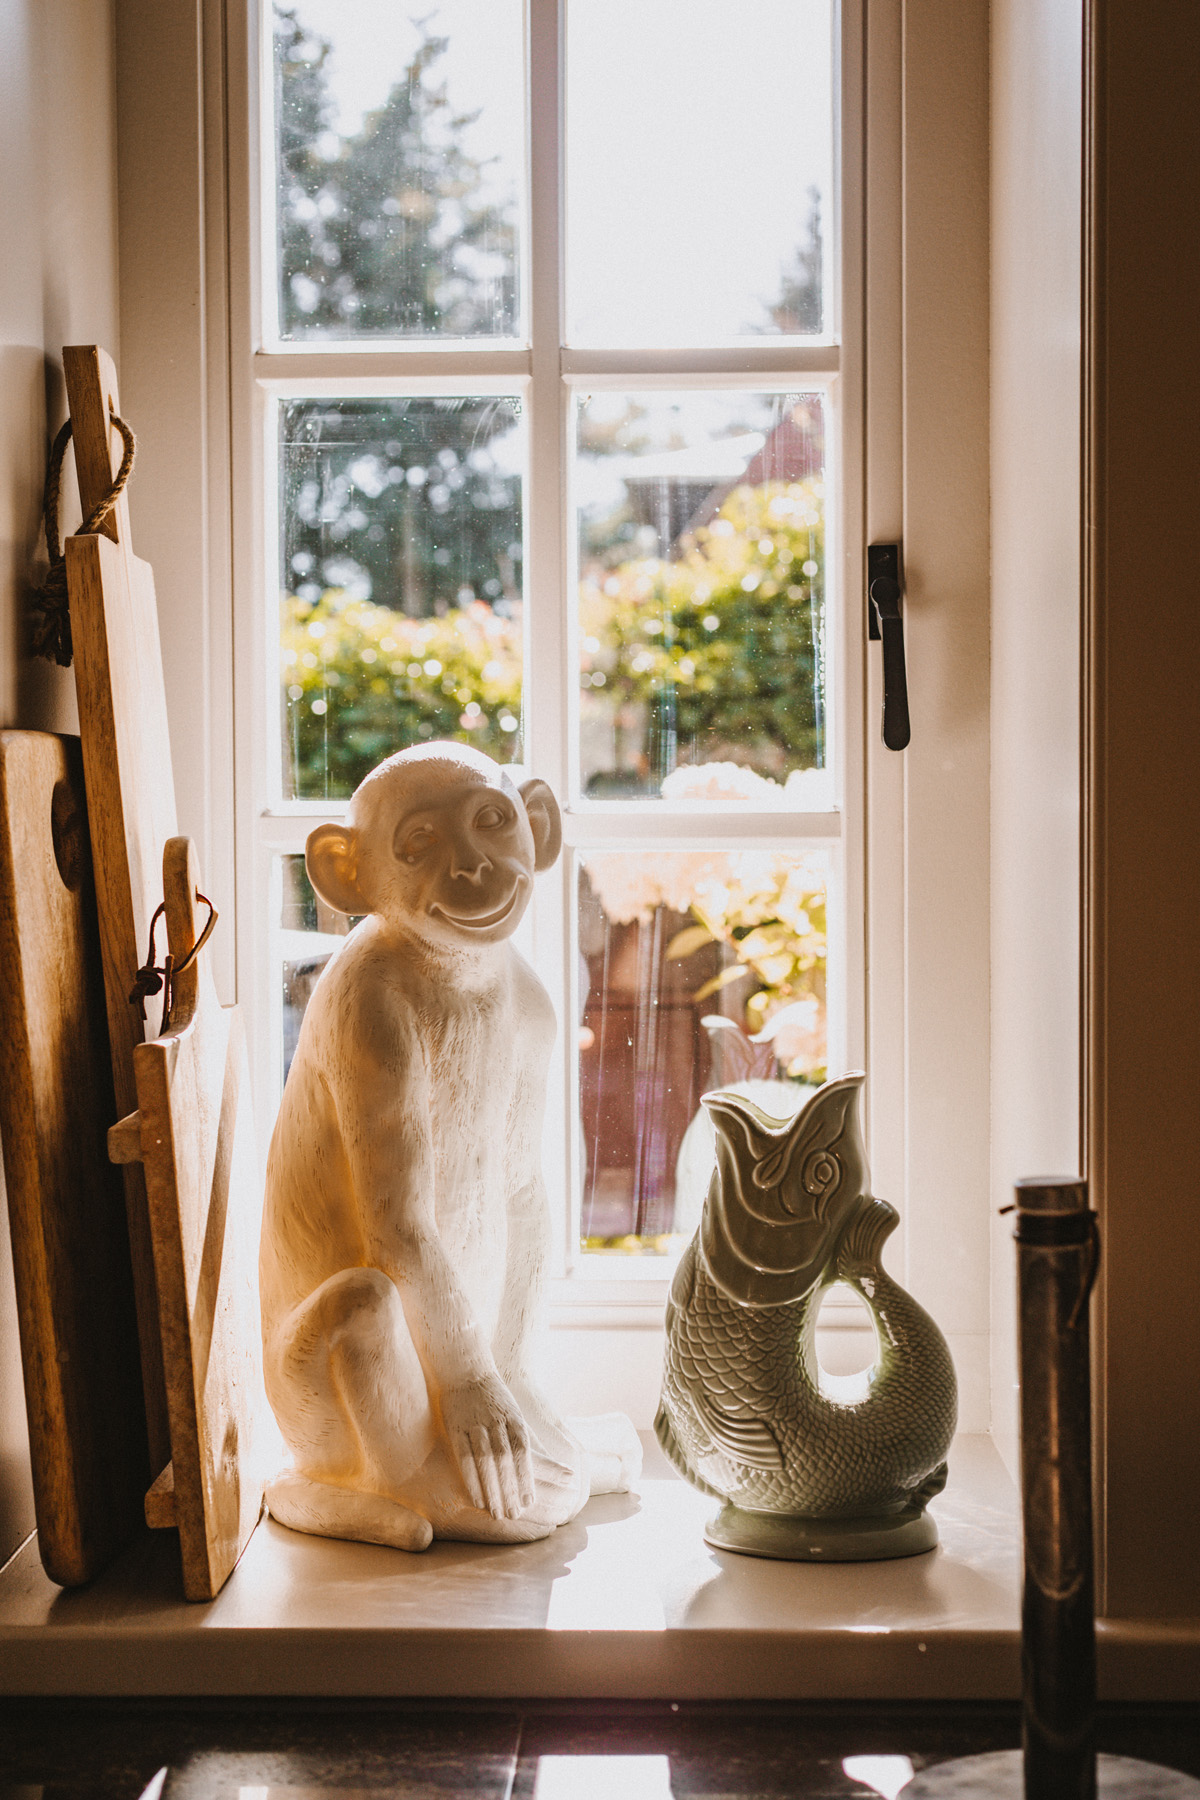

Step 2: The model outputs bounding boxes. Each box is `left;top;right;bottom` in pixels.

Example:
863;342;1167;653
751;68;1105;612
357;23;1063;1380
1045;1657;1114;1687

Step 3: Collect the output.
835;1195;900;1281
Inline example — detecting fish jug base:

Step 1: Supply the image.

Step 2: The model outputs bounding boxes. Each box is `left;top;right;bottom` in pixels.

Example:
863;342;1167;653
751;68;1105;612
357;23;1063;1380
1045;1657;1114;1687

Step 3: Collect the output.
703;1499;939;1561
905;1750;1200;1795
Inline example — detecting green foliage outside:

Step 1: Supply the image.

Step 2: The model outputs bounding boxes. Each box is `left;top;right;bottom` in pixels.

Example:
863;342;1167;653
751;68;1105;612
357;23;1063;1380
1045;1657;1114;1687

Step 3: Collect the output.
274;8;516;337
273;3;829;1040
283;474;825;799
282;596;522;796
279;394;522;658
579;475;826;788
273;8;827;805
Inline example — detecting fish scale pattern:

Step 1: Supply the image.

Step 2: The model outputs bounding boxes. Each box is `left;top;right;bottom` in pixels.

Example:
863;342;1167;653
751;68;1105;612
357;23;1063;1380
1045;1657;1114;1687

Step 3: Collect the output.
655;1078;957;1522
658;1232;957;1516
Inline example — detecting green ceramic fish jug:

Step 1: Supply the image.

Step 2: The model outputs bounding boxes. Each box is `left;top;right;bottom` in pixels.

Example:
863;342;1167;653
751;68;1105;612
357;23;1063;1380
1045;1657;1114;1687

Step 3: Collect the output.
656;1072;957;1560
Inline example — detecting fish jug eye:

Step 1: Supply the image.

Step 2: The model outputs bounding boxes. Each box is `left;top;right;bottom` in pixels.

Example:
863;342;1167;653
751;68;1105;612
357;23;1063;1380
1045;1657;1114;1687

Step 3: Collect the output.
802;1149;840;1197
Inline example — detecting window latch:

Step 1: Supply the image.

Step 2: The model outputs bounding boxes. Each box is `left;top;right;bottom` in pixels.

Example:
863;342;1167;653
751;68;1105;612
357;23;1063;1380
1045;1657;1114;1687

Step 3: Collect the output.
867;543;911;751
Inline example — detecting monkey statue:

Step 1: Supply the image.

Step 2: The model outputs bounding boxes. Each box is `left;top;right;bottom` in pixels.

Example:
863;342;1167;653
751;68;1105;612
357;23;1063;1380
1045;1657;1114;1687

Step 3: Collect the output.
260;742;641;1550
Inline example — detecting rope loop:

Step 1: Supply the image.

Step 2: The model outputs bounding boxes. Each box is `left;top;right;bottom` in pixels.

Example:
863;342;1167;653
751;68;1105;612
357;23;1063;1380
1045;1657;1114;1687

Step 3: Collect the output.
30;406;136;667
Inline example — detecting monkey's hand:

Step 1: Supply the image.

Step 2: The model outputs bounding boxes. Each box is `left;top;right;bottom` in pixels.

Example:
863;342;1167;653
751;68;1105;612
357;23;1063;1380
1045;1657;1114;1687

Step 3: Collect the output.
440;1374;540;1520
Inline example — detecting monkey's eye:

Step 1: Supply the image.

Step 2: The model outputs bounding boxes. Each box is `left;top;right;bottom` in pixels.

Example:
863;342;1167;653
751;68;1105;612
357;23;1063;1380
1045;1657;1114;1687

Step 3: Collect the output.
475;804;508;830
401;826;435;864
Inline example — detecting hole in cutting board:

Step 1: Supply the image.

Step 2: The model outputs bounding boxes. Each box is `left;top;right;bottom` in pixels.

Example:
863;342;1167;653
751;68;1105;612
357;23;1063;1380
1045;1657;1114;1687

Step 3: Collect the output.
50;778;84;891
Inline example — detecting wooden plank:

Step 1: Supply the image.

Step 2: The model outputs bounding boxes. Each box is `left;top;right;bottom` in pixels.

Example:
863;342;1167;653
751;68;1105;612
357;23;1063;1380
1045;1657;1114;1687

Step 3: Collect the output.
0;732;149;1584
144;1462;177;1530
126;838;270;1600
62;346;129;548
62;347;175;1472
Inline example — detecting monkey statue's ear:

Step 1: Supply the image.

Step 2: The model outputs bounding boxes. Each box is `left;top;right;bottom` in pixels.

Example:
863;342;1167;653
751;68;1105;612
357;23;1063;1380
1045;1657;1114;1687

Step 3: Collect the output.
305;822;364;917
519;777;562;871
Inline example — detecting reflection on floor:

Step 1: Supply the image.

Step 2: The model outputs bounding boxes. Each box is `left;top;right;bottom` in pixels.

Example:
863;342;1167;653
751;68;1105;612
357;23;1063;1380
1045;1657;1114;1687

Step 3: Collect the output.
3;1702;1200;1799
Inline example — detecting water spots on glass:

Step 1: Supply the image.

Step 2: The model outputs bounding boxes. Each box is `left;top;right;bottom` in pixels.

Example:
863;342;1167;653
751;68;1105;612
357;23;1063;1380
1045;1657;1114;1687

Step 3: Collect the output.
278;396;524;800
272;0;523;342
574;391;829;804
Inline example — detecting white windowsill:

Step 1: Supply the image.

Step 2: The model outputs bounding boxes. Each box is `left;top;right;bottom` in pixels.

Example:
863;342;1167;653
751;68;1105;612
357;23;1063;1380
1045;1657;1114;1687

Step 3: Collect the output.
1;1433;1195;1700
0;1436;1013;1699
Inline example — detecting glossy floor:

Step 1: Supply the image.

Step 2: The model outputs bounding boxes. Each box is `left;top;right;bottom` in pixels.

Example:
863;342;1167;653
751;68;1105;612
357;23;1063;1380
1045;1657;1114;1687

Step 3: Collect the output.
3;1703;1200;1798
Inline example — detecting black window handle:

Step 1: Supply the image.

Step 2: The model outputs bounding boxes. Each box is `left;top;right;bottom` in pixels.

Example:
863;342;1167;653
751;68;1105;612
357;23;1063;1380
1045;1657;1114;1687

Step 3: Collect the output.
867;543;911;751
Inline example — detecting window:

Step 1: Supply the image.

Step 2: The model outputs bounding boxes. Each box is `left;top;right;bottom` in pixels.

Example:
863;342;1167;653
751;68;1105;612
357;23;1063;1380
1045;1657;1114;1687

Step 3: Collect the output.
242;0;860;1299
121;0;994;1431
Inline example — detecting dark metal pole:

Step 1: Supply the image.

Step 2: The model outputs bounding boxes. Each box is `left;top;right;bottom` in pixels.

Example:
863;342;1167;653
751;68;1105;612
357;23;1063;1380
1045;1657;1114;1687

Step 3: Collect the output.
1013;1176;1100;1800
905;1179;1198;1796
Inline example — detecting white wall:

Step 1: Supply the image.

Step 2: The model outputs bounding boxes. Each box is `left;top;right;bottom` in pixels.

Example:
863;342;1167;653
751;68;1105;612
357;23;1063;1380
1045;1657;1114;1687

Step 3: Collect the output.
988;0;1084;1476
0;0;119;1565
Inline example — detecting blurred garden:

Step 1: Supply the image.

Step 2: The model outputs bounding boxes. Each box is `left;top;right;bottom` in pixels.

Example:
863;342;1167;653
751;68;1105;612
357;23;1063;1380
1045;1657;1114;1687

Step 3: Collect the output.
274;4;831;1160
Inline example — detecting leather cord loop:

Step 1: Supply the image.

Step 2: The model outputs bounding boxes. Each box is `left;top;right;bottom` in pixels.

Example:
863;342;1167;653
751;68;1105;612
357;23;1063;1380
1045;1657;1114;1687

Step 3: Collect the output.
127;893;218;1036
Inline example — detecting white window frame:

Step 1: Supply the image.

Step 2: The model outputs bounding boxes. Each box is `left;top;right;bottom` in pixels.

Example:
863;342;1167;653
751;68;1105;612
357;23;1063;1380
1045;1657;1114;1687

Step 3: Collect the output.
231;0;867;1314
117;0;992;1432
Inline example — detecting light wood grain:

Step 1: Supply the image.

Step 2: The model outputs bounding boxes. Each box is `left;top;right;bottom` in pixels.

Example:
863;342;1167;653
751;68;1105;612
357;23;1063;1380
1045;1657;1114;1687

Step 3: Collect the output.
0;732;149;1584
62;346;129;548
63;347;176;1472
125;839;270;1600
144;1462;177;1530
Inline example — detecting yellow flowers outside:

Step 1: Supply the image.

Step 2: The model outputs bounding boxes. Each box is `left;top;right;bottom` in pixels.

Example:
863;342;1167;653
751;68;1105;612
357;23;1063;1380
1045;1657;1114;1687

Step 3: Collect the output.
585;807;828;1084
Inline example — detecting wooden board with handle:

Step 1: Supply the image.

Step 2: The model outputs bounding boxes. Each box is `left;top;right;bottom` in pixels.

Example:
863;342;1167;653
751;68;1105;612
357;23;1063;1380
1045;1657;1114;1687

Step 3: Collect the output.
0;731;149;1584
62;343;176;1471
110;837;271;1600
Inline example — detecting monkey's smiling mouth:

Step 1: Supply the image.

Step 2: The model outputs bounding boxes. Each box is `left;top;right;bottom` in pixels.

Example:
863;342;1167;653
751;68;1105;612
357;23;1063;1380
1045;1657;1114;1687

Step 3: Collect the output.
430;887;523;931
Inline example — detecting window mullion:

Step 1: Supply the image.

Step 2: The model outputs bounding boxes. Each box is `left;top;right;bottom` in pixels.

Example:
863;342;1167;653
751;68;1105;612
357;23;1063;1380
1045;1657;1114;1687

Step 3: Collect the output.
526;0;566;794
525;0;573;1275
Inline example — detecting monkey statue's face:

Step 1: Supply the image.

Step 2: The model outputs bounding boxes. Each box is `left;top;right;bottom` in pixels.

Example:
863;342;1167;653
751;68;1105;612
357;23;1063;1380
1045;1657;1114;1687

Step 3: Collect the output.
386;772;536;950
305;744;562;956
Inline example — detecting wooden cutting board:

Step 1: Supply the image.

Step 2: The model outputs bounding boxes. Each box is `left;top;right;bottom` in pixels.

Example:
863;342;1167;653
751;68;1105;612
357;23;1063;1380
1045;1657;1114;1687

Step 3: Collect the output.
109;838;271;1601
0;732;149;1584
63;343;177;1472
58;345;269;1598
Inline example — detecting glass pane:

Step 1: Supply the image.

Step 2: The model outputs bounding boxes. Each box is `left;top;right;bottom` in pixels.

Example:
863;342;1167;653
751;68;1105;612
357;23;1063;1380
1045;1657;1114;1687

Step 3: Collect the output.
273;1;523;340
281;853;353;1080
566;0;833;346
279;396;524;800
578;847;829;1253
575;391;828;803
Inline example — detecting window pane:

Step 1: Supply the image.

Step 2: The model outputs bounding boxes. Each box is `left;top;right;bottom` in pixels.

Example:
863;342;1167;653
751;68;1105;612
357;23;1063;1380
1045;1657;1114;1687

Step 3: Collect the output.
566;0;833;347
578;848;829;1253
281;853;350;1080
279;396;524;800
575;391;828;803
273;1;523;341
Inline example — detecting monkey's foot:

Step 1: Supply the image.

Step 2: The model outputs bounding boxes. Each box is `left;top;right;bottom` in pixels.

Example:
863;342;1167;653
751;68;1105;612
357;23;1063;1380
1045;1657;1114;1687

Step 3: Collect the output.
265;1469;434;1552
566;1412;643;1495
